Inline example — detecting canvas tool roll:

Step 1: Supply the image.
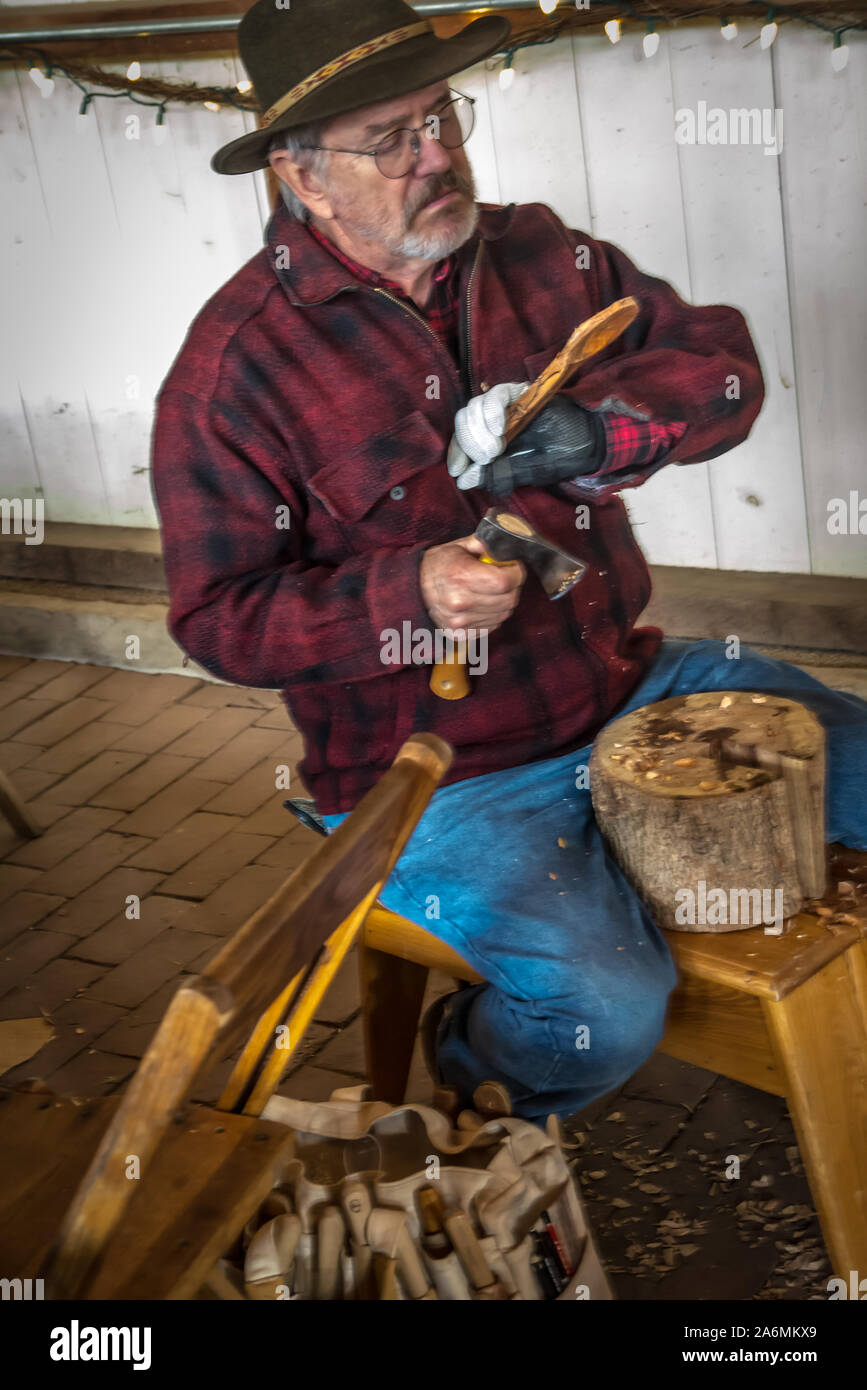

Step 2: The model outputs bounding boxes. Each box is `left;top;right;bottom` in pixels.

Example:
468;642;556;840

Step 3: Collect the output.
236;1085;612;1301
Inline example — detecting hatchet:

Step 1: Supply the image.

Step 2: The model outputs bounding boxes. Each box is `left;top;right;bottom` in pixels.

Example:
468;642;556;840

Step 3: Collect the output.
431;295;639;700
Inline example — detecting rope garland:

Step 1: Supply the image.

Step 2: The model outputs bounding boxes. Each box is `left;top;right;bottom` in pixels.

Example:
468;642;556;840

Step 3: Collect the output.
0;3;862;125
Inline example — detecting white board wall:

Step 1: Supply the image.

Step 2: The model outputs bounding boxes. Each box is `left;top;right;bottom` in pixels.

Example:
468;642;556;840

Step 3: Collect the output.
0;10;864;576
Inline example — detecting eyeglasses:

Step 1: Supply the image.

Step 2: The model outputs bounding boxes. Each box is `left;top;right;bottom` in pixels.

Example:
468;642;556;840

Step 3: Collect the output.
299;92;475;179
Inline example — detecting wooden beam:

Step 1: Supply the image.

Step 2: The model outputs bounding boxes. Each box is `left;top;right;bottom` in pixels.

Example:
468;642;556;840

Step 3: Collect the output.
1;3;858;65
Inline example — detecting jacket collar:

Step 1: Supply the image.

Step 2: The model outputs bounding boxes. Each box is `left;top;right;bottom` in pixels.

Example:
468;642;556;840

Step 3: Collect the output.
266;200;515;307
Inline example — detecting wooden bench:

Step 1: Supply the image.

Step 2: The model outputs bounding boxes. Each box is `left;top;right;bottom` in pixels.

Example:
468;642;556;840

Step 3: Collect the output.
359;846;867;1277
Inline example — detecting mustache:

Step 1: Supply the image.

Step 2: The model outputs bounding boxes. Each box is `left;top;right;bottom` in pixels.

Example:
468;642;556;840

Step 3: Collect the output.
406;169;474;222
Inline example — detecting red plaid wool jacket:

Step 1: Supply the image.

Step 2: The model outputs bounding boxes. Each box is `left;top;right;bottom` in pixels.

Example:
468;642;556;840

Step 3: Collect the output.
151;200;764;813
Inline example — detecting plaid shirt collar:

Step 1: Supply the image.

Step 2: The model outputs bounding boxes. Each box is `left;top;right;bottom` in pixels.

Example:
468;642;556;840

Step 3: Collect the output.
304;217;452;296
271;202;513;309
304;217;464;350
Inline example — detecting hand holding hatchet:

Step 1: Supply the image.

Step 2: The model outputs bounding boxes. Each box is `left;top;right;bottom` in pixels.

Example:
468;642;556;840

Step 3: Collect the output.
422;296;640;699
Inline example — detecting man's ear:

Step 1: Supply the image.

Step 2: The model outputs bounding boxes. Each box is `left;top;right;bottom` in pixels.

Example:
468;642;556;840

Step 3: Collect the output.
268;150;335;220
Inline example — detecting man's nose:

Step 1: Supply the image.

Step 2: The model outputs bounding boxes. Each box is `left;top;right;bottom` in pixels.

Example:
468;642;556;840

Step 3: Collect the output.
412;125;453;177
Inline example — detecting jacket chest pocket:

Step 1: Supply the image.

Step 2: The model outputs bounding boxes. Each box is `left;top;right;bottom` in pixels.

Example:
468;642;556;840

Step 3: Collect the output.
306;409;470;551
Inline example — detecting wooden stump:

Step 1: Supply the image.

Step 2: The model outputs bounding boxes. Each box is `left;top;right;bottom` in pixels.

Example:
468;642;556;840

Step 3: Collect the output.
589;692;826;933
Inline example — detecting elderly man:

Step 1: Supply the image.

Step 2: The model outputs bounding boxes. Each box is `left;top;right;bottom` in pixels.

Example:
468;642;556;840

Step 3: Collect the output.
152;0;867;1120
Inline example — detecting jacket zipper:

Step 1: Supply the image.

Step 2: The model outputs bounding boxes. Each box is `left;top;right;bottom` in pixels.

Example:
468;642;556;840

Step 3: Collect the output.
461;240;484;398
372;286;463;405
371;236;485;401
370;284;478;530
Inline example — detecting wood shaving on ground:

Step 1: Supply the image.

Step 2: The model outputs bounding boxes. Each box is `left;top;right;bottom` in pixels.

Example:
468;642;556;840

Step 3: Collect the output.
567;1109;829;1295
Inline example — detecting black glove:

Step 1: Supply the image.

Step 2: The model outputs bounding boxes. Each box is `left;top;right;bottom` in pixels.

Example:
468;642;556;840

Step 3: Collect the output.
478;397;607;498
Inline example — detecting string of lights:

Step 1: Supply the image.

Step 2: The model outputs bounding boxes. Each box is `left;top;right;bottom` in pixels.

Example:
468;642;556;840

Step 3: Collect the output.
491;1;862;87
0;1;861;142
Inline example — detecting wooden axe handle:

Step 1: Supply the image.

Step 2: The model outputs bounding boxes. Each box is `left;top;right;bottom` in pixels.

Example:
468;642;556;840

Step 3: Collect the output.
502;296;639;445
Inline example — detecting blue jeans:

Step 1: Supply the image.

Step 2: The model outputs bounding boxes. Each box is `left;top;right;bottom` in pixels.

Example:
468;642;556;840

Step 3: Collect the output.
323;640;867;1120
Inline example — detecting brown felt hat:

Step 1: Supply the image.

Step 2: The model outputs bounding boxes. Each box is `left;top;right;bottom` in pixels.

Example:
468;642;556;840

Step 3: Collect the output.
211;0;512;175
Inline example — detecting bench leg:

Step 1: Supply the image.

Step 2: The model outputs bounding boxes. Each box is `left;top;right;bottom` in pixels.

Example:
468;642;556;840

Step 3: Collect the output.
762;939;867;1278
0;768;41;838
358;943;429;1105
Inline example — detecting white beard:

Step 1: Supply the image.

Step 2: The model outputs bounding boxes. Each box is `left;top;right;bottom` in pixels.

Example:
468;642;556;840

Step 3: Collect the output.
393;197;479;260
326;167;479;263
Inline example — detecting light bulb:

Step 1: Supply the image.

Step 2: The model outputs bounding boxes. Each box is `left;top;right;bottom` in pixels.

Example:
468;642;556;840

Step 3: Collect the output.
539;0;557;13
236;79;253;93
831;41;849;72
75;110;90;134
643;31;659;58
760;22;778;49
30;70;55;97
499;66;515;91
203;100;221;112
721;21;738;41
153;122;169;146
604;19;621;45
127;60;141;80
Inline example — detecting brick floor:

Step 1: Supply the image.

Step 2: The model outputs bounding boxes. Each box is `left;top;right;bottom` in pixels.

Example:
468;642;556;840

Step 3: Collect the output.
0;697;61;741
0;892;66;944
24;720;133;776
0;661;318;1099
46;750;148;807
3;805;124;871
38;867;165;937
86;927;224;1008
156;830;275;899
0;996;126;1087
124;812;243;873
0;654;863;1301
0;739;42;771
10;696;114;749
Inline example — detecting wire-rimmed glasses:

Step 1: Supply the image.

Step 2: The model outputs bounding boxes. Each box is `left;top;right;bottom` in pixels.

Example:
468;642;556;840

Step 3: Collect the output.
299;91;476;179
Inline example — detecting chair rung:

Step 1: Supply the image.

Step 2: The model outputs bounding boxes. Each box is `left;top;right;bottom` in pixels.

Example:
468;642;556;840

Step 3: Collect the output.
364;907;482;981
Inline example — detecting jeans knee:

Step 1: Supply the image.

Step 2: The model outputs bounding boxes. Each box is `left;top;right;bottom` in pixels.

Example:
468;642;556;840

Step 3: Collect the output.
557;975;671;1086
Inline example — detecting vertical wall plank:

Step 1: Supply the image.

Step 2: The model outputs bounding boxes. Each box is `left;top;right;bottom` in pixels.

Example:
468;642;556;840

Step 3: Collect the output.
484;36;591;230
776;28;867;579
669;21;809;573
574;29;717;569
455;60;501;207
9;63;113;524
0;68;46;507
91;55;265;526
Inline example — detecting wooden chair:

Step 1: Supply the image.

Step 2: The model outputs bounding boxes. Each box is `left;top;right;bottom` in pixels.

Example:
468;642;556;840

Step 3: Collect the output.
0;732;452;1300
358;844;867;1280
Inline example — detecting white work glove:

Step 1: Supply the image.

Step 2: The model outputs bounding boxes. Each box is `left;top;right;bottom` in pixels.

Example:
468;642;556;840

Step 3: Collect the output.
446;382;529;491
